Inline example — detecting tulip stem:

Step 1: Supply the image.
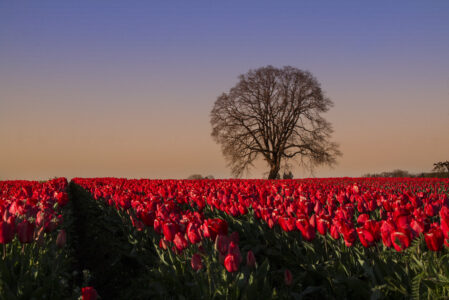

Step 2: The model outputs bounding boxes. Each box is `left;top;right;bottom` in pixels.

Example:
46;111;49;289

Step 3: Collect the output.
2;244;5;259
324;235;328;257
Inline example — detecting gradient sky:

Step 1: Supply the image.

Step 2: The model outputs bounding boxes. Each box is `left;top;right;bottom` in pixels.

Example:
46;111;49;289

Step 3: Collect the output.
1;1;448;180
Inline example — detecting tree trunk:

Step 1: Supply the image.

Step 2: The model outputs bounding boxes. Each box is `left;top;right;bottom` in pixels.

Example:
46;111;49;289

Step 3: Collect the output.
268;164;280;180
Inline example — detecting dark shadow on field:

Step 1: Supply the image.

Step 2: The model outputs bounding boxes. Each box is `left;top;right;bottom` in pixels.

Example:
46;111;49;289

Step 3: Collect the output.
69;182;152;300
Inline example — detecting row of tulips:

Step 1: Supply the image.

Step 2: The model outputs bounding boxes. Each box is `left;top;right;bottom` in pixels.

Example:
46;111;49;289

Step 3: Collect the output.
0;178;68;250
70;177;449;298
73;177;449;254
0;178;98;300
72;177;250;275
207;178;449;252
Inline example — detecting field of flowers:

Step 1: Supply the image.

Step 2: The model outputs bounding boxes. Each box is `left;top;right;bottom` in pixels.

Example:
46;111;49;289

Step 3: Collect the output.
0;178;74;299
1;177;449;299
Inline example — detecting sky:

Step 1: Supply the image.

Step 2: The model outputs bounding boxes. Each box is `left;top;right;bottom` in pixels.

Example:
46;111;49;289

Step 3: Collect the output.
1;1;448;180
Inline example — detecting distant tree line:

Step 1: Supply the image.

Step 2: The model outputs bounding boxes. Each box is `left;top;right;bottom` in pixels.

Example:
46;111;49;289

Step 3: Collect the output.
186;171;295;180
187;174;215;180
363;161;449;178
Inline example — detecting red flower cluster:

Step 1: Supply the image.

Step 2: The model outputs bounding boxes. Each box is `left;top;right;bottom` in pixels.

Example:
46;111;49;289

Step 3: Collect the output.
73;178;246;272
0;178;68;247
73;176;449;274
82;286;98;300
202;178;449;252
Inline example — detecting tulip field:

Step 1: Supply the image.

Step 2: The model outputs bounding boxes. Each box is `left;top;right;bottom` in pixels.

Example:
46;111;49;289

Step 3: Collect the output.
1;177;449;299
0;178;73;299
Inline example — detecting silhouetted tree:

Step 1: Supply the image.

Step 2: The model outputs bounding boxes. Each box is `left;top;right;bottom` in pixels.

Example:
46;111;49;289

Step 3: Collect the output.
433;161;449;173
211;66;341;179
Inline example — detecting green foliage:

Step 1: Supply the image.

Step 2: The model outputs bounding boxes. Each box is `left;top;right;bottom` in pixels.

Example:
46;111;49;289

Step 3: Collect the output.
0;199;76;299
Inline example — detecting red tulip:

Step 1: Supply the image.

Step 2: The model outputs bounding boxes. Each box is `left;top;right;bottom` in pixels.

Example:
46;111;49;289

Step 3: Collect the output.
279;217;293;232
316;217;329;235
357;214;369;226
227;241;242;264
0;218;15;244
159;238;168;250
153;218;163;234
267;218;275;229
224;254;239;272
425;204;436;217
424;227;444;251
440;207;449;240
173;233;188;252
380;220;395;248
56;192;69;207
246;250;256;268
357;228;375;248
410;219;425;236
191;253;203;271
391;231;411;252
330;224;340;240
203;218;228;241
364;220;381;242
82;286;98;300
340;223;357;247
296;218;315;241
215;234;230;255
162;222;177;242
187;223;202;244
139;210;155;227
284;269;293;286
17;220;35;244
56;229;67;248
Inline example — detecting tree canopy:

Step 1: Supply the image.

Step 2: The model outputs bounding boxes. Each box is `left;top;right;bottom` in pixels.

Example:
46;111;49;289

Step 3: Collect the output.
210;65;341;179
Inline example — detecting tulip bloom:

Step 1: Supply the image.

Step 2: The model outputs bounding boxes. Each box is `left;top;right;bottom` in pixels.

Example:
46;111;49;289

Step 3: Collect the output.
227;241;242;264
224;253;239;272
191;253;203;271
56;229;67;248
391;231;411;252
440;207;449;240
316;218;329;236
162;222;177;242
357;228;375;248
284;269;293;286
424;227;444;251
82;286;98;300
279;217;296;232
340;225;357;247
215;234;230;255
187;223;202;244
246;250;256;268
296;218;316;241
357;214;370;226
159;238;168;250
380;221;395;248
0;219;15;244
173;233;188;252
17;220;35;244
204;218;228;241
330;224;340;240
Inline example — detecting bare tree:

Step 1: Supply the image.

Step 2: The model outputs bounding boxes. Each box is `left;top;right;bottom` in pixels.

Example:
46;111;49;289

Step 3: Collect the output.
433;161;449;173
210;65;341;179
